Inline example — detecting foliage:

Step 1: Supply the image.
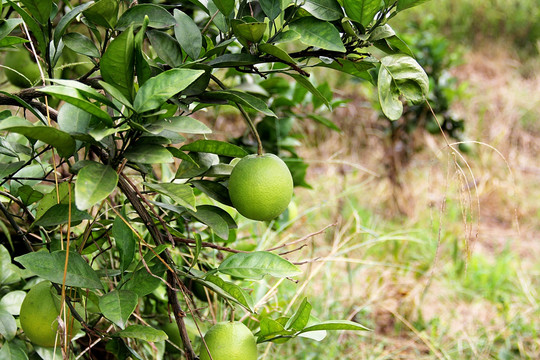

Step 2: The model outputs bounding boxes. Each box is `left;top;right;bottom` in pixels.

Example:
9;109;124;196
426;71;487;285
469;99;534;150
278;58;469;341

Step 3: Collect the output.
0;0;430;358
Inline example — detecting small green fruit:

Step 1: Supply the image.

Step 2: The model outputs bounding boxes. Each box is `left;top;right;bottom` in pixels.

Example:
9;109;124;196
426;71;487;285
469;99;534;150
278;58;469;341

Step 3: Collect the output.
199;321;257;360
19;281;81;347
228;154;293;221
3;48;41;88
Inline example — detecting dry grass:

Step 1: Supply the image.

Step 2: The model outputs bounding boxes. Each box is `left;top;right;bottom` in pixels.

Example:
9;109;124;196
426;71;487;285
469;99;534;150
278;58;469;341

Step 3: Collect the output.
270;44;540;358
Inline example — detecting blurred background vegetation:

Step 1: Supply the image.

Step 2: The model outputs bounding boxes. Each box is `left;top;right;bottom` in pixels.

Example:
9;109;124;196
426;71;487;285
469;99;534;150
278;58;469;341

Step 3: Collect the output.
218;0;539;358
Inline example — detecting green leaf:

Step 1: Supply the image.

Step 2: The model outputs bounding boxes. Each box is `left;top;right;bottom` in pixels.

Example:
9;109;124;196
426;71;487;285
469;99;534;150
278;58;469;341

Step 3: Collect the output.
0;36;28;47
6;1;46;55
34;182;72;223
19;0;52;25
299;320;371;333
204;274;254;312
233;21;267;43
144;182;196;211
175;152;218;179
101;27;135;101
180;139;248;157
191;180;233;206
15;251;104;289
0;116;76;158
17;185;44;205
0;309;17;341
378;54;429;120
259;0;281;20
147;30;183;68
187;205;230;239
98;81;134;110
58;103;94;137
63;32;100;58
75;162;118;210
286;74;331;109
302;0;343;21
50;79;117;109
289;17;345;52
0;291;26;315
112;210;136;272
133;69;205;113
0;19;23;42
318;58;375;81
38;86;113;126
116;4;176;30
259;43;295;65
218;251;302;280
202;90;276;117
99;290;138;330
83;0;119;28
0;340;28;360
0;245;21;285
32;204;92;227
125;144;174;164
0;161;25;180
397;0;431;12
147;116;211;135
114;325;168;342
285;298;312;331
257;317;294;343
309;113;341;131
206;53;262;67
213;0;235;15
123;262;166;297
54;2;93;46
343;0;383;27
173;9;202;60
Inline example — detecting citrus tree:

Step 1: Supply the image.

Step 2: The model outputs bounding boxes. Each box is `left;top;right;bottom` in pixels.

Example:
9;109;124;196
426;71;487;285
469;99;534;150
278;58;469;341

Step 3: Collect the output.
0;0;430;358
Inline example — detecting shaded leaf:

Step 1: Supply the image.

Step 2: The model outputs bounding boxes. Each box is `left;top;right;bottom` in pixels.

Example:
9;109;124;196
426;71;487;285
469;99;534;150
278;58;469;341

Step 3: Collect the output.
285;298;312;331
133;69;205;113
116;4;176;30
100;28;134;101
15;250;104;289
202;90;276;117
19;0;52;25
38;86;113;126
63;32;100;58
112;210;136;272
75;162;118;210
0;116;76;158
144;182;196;210
0;161;25;180
173;9;202;60
124;144;174;164
259;0;281;20
114;325;168;342
83;0;119;28
187;205;230;239
147;30;183;68
147;116;211;135
191;180;232;206
54;2;93;45
32;204;92;227
99;290;138;330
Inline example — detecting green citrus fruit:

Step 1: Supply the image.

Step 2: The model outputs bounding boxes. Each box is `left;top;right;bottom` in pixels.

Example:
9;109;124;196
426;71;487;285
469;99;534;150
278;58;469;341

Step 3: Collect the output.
199;321;257;360
3;48;41;88
19;281;80;347
228;154;293;221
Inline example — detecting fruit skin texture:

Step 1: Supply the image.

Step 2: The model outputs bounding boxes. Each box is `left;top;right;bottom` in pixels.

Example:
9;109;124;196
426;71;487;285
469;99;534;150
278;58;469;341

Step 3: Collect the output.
199;321;257;360
228;154;293;221
19;281;80;347
3;49;41;88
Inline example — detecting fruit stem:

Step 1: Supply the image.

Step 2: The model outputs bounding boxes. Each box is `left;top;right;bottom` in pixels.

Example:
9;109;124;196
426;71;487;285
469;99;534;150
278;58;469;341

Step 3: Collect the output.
237;104;264;156
210;74;264;155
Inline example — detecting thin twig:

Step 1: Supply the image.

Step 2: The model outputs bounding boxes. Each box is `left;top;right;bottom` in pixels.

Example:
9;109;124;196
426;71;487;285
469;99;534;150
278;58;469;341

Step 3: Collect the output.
265;223;336;252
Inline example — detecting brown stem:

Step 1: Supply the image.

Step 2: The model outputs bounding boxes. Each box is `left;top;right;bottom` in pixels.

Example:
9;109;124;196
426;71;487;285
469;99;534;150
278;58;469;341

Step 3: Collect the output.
116;175;197;360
